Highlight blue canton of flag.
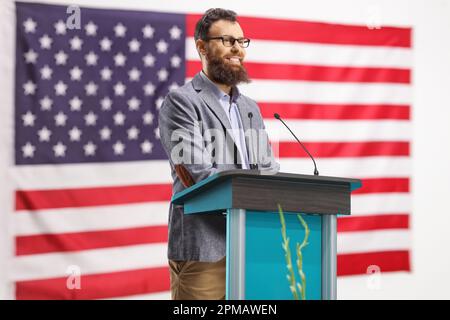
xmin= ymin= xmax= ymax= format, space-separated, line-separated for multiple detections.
xmin=15 ymin=2 xmax=185 ymax=165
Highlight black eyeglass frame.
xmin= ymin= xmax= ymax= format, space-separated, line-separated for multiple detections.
xmin=204 ymin=36 xmax=251 ymax=48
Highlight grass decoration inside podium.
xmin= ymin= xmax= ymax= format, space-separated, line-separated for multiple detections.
xmin=278 ymin=204 xmax=310 ymax=300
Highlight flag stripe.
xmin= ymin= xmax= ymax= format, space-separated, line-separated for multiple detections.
xmin=338 ymin=214 xmax=409 ymax=232
xmin=16 ymin=225 xmax=168 ymax=256
xmin=352 ymin=193 xmax=411 ymax=216
xmin=185 ymin=38 xmax=412 ymax=68
xmin=337 ymin=250 xmax=411 ymax=276
xmin=15 ymin=266 xmax=170 ymax=300
xmin=355 ymin=178 xmax=409 ymax=194
xmin=186 ymin=15 xmax=412 ymax=47
xmin=259 ymin=103 xmax=410 ymax=120
xmin=337 ymin=230 xmax=410 ymax=254
xmin=278 ymin=141 xmax=409 ymax=157
xmin=15 ymin=183 xmax=172 ymax=211
xmin=187 ymin=60 xmax=410 ymax=83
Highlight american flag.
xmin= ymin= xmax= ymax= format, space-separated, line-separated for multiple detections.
xmin=6 ymin=2 xmax=411 ymax=299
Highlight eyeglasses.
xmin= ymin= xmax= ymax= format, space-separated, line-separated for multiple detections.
xmin=204 ymin=35 xmax=251 ymax=48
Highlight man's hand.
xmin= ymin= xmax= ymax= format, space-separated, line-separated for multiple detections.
xmin=175 ymin=164 xmax=195 ymax=188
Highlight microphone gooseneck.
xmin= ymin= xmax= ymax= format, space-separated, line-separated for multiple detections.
xmin=274 ymin=113 xmax=319 ymax=176
xmin=247 ymin=112 xmax=258 ymax=170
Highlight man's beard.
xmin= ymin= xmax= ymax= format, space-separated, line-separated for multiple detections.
xmin=206 ymin=49 xmax=250 ymax=87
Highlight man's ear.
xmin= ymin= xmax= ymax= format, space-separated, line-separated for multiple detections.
xmin=196 ymin=39 xmax=207 ymax=58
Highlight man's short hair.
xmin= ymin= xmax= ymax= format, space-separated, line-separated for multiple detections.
xmin=194 ymin=8 xmax=237 ymax=41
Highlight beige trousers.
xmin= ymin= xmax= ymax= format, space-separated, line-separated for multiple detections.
xmin=168 ymin=257 xmax=226 ymax=300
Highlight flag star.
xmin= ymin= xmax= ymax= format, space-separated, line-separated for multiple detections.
xmin=85 ymin=51 xmax=98 ymax=66
xmin=113 ymin=112 xmax=126 ymax=126
xmin=128 ymin=38 xmax=141 ymax=52
xmin=99 ymin=126 xmax=112 ymax=140
xmin=84 ymin=81 xmax=98 ymax=96
xmin=53 ymin=142 xmax=67 ymax=157
xmin=113 ymin=141 xmax=125 ymax=155
xmin=38 ymin=126 xmax=52 ymax=142
xmin=143 ymin=111 xmax=154 ymax=125
xmin=171 ymin=55 xmax=182 ymax=68
xmin=156 ymin=39 xmax=169 ymax=53
xmin=99 ymin=37 xmax=112 ymax=51
xmin=40 ymin=96 xmax=53 ymax=111
xmin=142 ymin=53 xmax=155 ymax=67
xmin=84 ymin=111 xmax=98 ymax=126
xmin=157 ymin=68 xmax=169 ymax=81
xmin=54 ymin=50 xmax=68 ymax=65
xmin=24 ymin=49 xmax=38 ymax=64
xmin=54 ymin=20 xmax=66 ymax=35
xmin=68 ymin=126 xmax=82 ymax=141
xmin=114 ymin=23 xmax=127 ymax=37
xmin=113 ymin=82 xmax=126 ymax=96
xmin=113 ymin=52 xmax=127 ymax=67
xmin=127 ymin=126 xmax=139 ymax=140
xmin=70 ymin=36 xmax=83 ymax=51
xmin=128 ymin=67 xmax=141 ymax=81
xmin=154 ymin=127 xmax=160 ymax=139
xmin=39 ymin=34 xmax=53 ymax=49
xmin=54 ymin=112 xmax=68 ymax=126
xmin=22 ymin=142 xmax=36 ymax=158
xmin=84 ymin=21 xmax=98 ymax=36
xmin=40 ymin=65 xmax=53 ymax=80
xmin=23 ymin=80 xmax=36 ymax=95
xmin=140 ymin=140 xmax=153 ymax=154
xmin=143 ymin=82 xmax=155 ymax=96
xmin=54 ymin=81 xmax=68 ymax=96
xmin=22 ymin=111 xmax=36 ymax=126
xmin=100 ymin=67 xmax=113 ymax=81
xmin=156 ymin=96 xmax=165 ymax=110
xmin=69 ymin=96 xmax=83 ymax=111
xmin=127 ymin=97 xmax=141 ymax=111
xmin=142 ymin=24 xmax=155 ymax=39
xmin=100 ymin=97 xmax=112 ymax=110
xmin=168 ymin=82 xmax=179 ymax=91
xmin=23 ymin=18 xmax=37 ymax=33
xmin=70 ymin=66 xmax=83 ymax=81
xmin=83 ymin=141 xmax=97 ymax=156
xmin=169 ymin=25 xmax=182 ymax=40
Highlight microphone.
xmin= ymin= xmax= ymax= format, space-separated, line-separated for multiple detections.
xmin=247 ymin=112 xmax=258 ymax=170
xmin=274 ymin=113 xmax=319 ymax=176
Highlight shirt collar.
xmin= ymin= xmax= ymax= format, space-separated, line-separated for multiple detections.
xmin=200 ymin=71 xmax=240 ymax=103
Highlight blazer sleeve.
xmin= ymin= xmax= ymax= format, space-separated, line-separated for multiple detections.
xmin=158 ymin=90 xmax=219 ymax=184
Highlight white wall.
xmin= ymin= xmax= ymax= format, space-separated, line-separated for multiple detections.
xmin=2 ymin=0 xmax=450 ymax=299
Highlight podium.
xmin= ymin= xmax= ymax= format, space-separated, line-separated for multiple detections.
xmin=172 ymin=170 xmax=361 ymax=300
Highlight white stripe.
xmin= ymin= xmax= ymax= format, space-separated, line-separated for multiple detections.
xmin=338 ymin=229 xmax=410 ymax=254
xmin=11 ymin=243 xmax=167 ymax=282
xmin=14 ymin=202 xmax=169 ymax=236
xmin=265 ymin=120 xmax=411 ymax=142
xmin=105 ymin=291 xmax=171 ymax=300
xmin=10 ymin=160 xmax=172 ymax=189
xmin=186 ymin=38 xmax=412 ymax=68
xmin=278 ymin=157 xmax=411 ymax=178
xmin=239 ymin=80 xmax=411 ymax=104
xmin=351 ymin=193 xmax=411 ymax=215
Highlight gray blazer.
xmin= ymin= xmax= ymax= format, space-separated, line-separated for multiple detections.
xmin=158 ymin=72 xmax=280 ymax=262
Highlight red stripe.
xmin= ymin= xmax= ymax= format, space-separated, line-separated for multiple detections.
xmin=15 ymin=266 xmax=170 ymax=300
xmin=355 ymin=178 xmax=409 ymax=194
xmin=259 ymin=103 xmax=410 ymax=120
xmin=338 ymin=250 xmax=411 ymax=276
xmin=187 ymin=14 xmax=411 ymax=47
xmin=16 ymin=225 xmax=168 ymax=256
xmin=15 ymin=183 xmax=172 ymax=211
xmin=187 ymin=60 xmax=410 ymax=83
xmin=338 ymin=214 xmax=410 ymax=232
xmin=278 ymin=141 xmax=409 ymax=158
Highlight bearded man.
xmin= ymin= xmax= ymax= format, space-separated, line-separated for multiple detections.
xmin=158 ymin=8 xmax=279 ymax=300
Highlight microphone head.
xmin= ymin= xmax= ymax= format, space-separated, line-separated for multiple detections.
xmin=274 ymin=113 xmax=280 ymax=119
xmin=248 ymin=112 xmax=253 ymax=118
